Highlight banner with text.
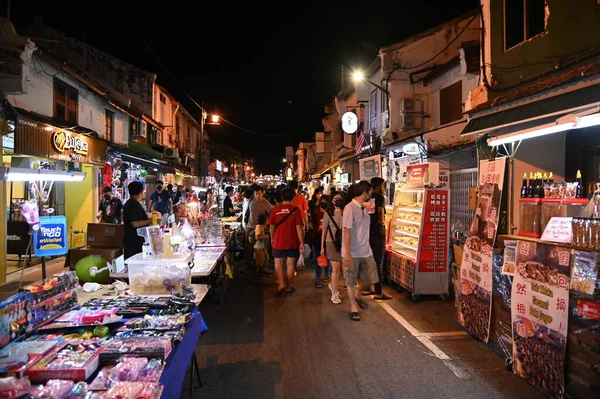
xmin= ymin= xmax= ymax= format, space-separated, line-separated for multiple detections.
xmin=458 ymin=157 xmax=506 ymax=342
xmin=512 ymin=241 xmax=569 ymax=399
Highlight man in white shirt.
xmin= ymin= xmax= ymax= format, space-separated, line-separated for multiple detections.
xmin=342 ymin=181 xmax=379 ymax=322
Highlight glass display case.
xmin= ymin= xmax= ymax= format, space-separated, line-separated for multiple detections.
xmin=387 ymin=186 xmax=450 ymax=300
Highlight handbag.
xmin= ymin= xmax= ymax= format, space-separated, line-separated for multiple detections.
xmin=327 ymin=211 xmax=343 ymax=252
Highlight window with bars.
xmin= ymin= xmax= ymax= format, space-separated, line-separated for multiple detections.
xmin=53 ymin=78 xmax=78 ymax=125
xmin=104 ymin=109 xmax=114 ymax=142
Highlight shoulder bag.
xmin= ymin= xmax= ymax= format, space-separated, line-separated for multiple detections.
xmin=327 ymin=211 xmax=343 ymax=252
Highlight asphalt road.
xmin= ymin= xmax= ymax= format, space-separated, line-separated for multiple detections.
xmin=195 ymin=261 xmax=546 ymax=399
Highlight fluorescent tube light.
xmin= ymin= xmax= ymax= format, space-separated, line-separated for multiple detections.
xmin=0 ymin=167 xmax=86 ymax=182
xmin=487 ymin=111 xmax=600 ymax=147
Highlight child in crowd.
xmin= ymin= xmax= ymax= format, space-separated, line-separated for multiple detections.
xmin=254 ymin=213 xmax=270 ymax=276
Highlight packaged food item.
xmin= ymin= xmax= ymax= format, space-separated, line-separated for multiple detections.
xmin=570 ymin=250 xmax=598 ymax=295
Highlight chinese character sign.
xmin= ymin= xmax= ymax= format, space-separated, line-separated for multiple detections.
xmin=458 ymin=158 xmax=506 ymax=343
xmin=418 ymin=189 xmax=449 ymax=273
xmin=33 ymin=216 xmax=68 ymax=257
xmin=511 ymin=241 xmax=569 ymax=399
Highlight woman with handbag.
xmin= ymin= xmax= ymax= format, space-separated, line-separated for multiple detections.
xmin=321 ymin=191 xmax=344 ymax=304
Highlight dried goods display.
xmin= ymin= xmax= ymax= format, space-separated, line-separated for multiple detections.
xmin=512 ymin=241 xmax=570 ymax=399
xmin=387 ymin=181 xmax=449 ymax=298
xmin=459 ymin=158 xmax=506 ymax=342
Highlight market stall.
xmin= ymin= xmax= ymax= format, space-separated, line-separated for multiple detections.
xmin=0 ymin=270 xmax=208 ymax=399
xmin=386 ymin=162 xmax=450 ymax=300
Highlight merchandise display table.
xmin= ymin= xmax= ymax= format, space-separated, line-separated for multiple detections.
xmin=191 ymin=246 xmax=226 ymax=277
xmin=0 ymin=270 xmax=209 ymax=399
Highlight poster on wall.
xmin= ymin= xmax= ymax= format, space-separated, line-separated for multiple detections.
xmin=359 ymin=155 xmax=381 ymax=181
xmin=458 ymin=157 xmax=506 ymax=342
xmin=33 ymin=216 xmax=68 ymax=257
xmin=511 ymin=241 xmax=570 ymax=399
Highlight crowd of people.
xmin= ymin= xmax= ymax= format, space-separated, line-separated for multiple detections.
xmin=230 ymin=178 xmax=393 ymax=322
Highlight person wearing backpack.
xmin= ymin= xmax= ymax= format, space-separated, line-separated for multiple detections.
xmin=321 ymin=191 xmax=344 ymax=304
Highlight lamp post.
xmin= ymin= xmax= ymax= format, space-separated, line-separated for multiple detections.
xmin=198 ymin=103 xmax=220 ymax=183
xmin=352 ymin=71 xmax=389 ymax=95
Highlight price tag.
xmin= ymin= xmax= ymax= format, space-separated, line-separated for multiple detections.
xmin=541 ymin=217 xmax=573 ymax=243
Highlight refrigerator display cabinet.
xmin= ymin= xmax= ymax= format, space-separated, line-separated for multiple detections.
xmin=386 ymin=186 xmax=450 ymax=301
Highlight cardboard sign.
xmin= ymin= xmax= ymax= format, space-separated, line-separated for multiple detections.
xmin=541 ymin=217 xmax=573 ymax=244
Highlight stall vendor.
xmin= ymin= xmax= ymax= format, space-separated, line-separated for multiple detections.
xmin=124 ymin=181 xmax=152 ymax=259
xmin=148 ymin=180 xmax=173 ymax=227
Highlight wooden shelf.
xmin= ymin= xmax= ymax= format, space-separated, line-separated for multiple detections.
xmin=497 ymin=234 xmax=600 ymax=254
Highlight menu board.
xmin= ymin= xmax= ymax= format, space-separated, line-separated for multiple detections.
xmin=418 ymin=189 xmax=448 ymax=273
xmin=512 ymin=241 xmax=570 ymax=399
xmin=458 ymin=157 xmax=506 ymax=342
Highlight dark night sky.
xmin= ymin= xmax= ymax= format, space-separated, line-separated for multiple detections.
xmin=3 ymin=0 xmax=477 ymax=174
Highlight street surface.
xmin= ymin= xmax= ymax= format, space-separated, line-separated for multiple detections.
xmin=195 ymin=262 xmax=545 ymax=399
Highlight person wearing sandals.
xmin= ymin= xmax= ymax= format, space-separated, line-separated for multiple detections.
xmin=342 ymin=181 xmax=379 ymax=321
xmin=361 ymin=177 xmax=394 ymax=300
xmin=321 ymin=191 xmax=344 ymax=304
xmin=269 ymin=188 xmax=306 ymax=296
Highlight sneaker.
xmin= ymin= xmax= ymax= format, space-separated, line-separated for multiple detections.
xmin=331 ymin=293 xmax=342 ymax=304
xmin=315 ymin=281 xmax=322 ymax=289
xmin=328 ymin=283 xmax=335 ymax=295
xmin=323 ymin=276 xmax=330 ymax=283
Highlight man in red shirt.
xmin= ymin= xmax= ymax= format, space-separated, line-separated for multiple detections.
xmin=288 ymin=180 xmax=309 ymax=229
xmin=269 ymin=188 xmax=305 ymax=296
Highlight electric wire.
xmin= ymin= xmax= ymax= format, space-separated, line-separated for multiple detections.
xmin=218 ymin=116 xmax=287 ymax=137
xmin=121 ymin=12 xmax=279 ymax=138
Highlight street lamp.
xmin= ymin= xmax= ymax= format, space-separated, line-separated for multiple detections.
xmin=199 ymin=103 xmax=220 ymax=151
xmin=282 ymin=158 xmax=287 ymax=163
xmin=352 ymin=70 xmax=389 ymax=94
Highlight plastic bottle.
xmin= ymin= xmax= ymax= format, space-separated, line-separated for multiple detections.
xmin=163 ymin=232 xmax=172 ymax=257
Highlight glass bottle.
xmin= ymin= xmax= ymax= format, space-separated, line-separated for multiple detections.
xmin=527 ymin=172 xmax=535 ymax=198
xmin=521 ymin=173 xmax=528 ymax=198
xmin=576 ymin=170 xmax=583 ymax=198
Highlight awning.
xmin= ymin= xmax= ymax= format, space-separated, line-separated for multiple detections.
xmin=462 ymin=84 xmax=600 ymax=137
xmin=310 ymin=160 xmax=339 ymax=179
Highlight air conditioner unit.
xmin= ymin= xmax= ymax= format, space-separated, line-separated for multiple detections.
xmin=400 ymin=114 xmax=423 ymax=131
xmin=164 ymin=147 xmax=179 ymax=158
xmin=399 ymin=98 xmax=423 ymax=114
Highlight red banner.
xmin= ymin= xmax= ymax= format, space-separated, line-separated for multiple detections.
xmin=418 ymin=190 xmax=448 ymax=273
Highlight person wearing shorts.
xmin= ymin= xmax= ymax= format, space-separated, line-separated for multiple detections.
xmin=342 ymin=181 xmax=379 ymax=321
xmin=269 ymin=188 xmax=305 ymax=297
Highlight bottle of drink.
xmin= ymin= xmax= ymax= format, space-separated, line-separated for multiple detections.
xmin=527 ymin=172 xmax=535 ymax=198
xmin=538 ymin=172 xmax=545 ymax=198
xmin=534 ymin=172 xmax=542 ymax=198
xmin=521 ymin=173 xmax=528 ymax=198
xmin=543 ymin=172 xmax=548 ymax=186
xmin=549 ymin=172 xmax=554 ymax=185
xmin=576 ymin=170 xmax=583 ymax=198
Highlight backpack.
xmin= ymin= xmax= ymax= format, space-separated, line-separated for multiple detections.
xmin=327 ymin=211 xmax=343 ymax=252
xmin=244 ymin=199 xmax=253 ymax=225
xmin=248 ymin=229 xmax=256 ymax=246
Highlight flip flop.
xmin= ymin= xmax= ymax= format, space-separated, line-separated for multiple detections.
xmin=350 ymin=312 xmax=360 ymax=321
xmin=361 ymin=290 xmax=375 ymax=296
xmin=276 ymin=289 xmax=285 ymax=297
xmin=356 ymin=298 xmax=368 ymax=310
xmin=285 ymin=287 xmax=296 ymax=294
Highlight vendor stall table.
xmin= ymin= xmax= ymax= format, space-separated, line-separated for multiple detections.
xmin=191 ymin=246 xmax=226 ymax=277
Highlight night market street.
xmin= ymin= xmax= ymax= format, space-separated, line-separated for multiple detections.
xmin=196 ymin=262 xmax=543 ymax=399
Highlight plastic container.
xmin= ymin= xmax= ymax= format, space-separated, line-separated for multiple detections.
xmin=541 ymin=198 xmax=589 ymax=230
xmin=518 ymin=199 xmax=542 ymax=237
xmin=125 ymin=252 xmax=194 ymax=294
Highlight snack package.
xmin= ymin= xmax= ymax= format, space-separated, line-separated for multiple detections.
xmin=570 ymin=251 xmax=598 ymax=295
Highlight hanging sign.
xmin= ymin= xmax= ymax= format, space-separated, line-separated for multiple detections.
xmin=512 ymin=241 xmax=570 ymax=399
xmin=359 ymin=155 xmax=381 ymax=181
xmin=458 ymin=157 xmax=506 ymax=343
xmin=341 ymin=112 xmax=358 ymax=134
xmin=33 ymin=216 xmax=68 ymax=257
xmin=406 ymin=162 xmax=439 ymax=187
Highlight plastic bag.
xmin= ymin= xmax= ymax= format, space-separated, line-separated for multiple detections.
xmin=296 ymin=255 xmax=305 ymax=271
